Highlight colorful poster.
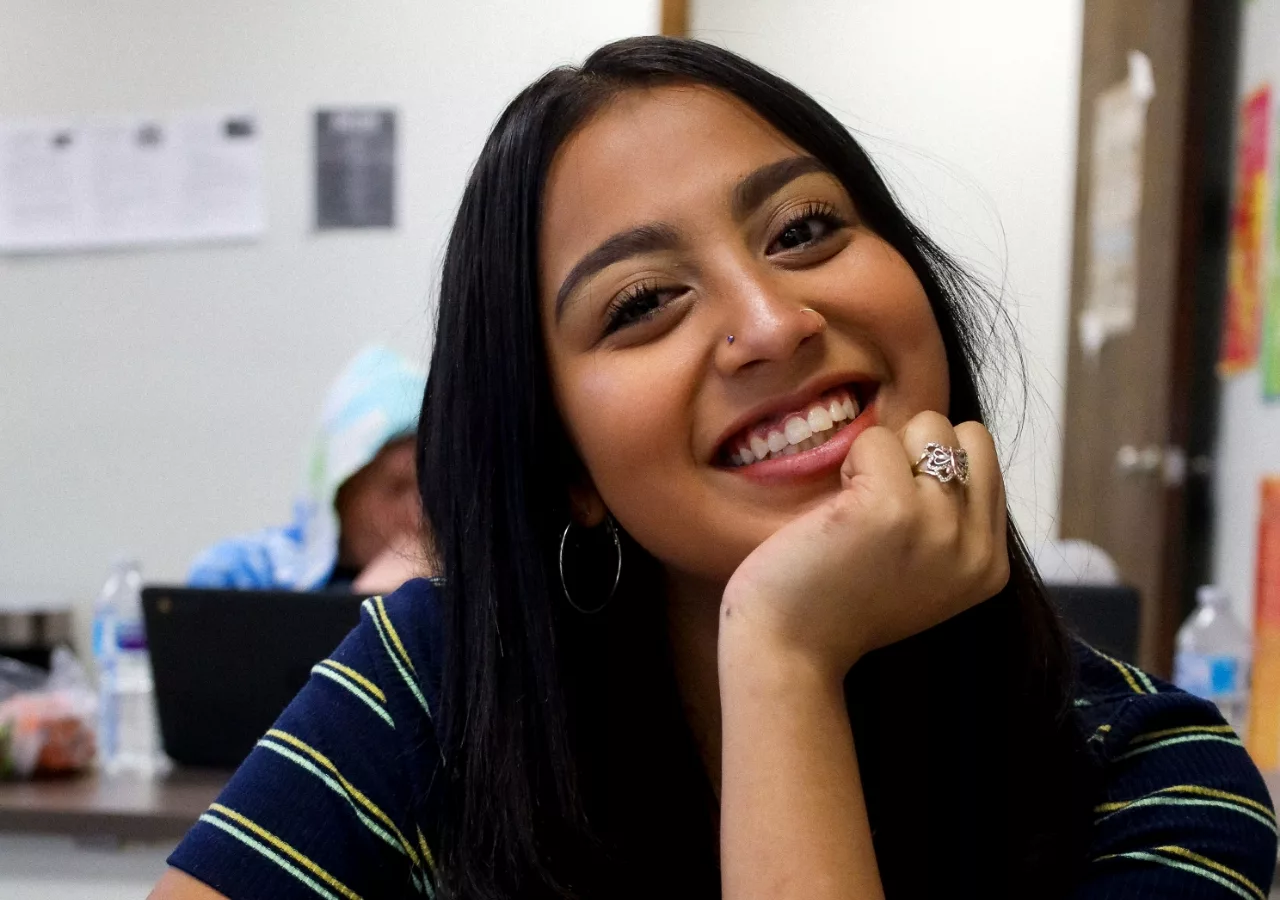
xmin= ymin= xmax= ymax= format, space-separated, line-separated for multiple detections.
xmin=1266 ymin=155 xmax=1280 ymax=396
xmin=1247 ymin=477 xmax=1280 ymax=766
xmin=1221 ymin=86 xmax=1271 ymax=375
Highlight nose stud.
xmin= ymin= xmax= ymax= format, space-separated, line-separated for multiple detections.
xmin=726 ymin=335 xmax=735 ymax=345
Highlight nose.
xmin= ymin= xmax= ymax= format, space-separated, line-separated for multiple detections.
xmin=714 ymin=266 xmax=827 ymax=375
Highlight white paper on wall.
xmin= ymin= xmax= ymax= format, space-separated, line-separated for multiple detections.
xmin=0 ymin=111 xmax=265 ymax=253
xmin=1079 ymin=51 xmax=1155 ymax=360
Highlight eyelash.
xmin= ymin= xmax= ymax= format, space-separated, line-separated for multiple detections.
xmin=602 ymin=202 xmax=849 ymax=335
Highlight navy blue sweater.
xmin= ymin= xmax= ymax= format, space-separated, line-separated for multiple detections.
xmin=170 ymin=579 xmax=1277 ymax=898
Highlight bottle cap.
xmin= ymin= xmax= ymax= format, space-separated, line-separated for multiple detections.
xmin=1197 ymin=584 xmax=1229 ymax=608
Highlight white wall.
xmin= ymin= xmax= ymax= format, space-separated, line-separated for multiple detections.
xmin=691 ymin=0 xmax=1084 ymax=548
xmin=1213 ymin=0 xmax=1280 ymax=627
xmin=0 ymin=3 xmax=659 ymax=892
xmin=0 ymin=1 xmax=659 ymax=617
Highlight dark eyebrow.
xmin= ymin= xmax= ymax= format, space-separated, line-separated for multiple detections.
xmin=731 ymin=156 xmax=830 ymax=222
xmin=552 ymin=157 xmax=831 ymax=322
xmin=554 ymin=222 xmax=682 ymax=320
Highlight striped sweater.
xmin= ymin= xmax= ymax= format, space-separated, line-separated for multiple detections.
xmin=169 ymin=578 xmax=1278 ymax=898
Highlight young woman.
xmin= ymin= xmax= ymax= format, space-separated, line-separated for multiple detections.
xmin=153 ymin=37 xmax=1275 ymax=900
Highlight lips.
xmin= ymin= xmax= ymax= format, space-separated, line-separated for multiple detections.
xmin=717 ymin=381 xmax=877 ymax=468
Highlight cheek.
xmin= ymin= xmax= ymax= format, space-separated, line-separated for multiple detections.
xmin=565 ymin=356 xmax=689 ymax=481
xmin=848 ymin=250 xmax=951 ymax=415
xmin=558 ymin=352 xmax=701 ymax=527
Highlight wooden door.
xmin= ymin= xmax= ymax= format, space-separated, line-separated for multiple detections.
xmin=1060 ymin=0 xmax=1239 ymax=674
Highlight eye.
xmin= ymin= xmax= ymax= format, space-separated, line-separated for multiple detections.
xmin=767 ymin=202 xmax=848 ymax=255
xmin=603 ymin=280 xmax=684 ymax=334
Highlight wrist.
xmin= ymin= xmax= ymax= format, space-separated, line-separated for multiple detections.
xmin=717 ymin=598 xmax=850 ymax=698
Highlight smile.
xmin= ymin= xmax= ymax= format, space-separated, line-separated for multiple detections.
xmin=720 ymin=384 xmax=874 ymax=467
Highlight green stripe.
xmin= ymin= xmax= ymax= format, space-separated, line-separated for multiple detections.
xmin=257 ymin=739 xmax=407 ymax=858
xmin=199 ymin=813 xmax=343 ymax=900
xmin=1073 ymin=698 xmax=1093 ymax=707
xmin=363 ymin=599 xmax=432 ymax=718
xmin=1115 ymin=733 xmax=1243 ymax=762
xmin=1099 ymin=850 xmax=1257 ymax=900
xmin=1096 ymin=796 xmax=1278 ymax=834
xmin=311 ymin=665 xmax=395 ymax=728
xmin=1129 ymin=664 xmax=1158 ymax=694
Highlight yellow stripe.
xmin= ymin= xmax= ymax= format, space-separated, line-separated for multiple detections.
xmin=1130 ymin=724 xmax=1237 ymax=746
xmin=1097 ymin=850 xmax=1256 ymax=899
xmin=1103 ymin=653 xmax=1144 ymax=693
xmin=207 ymin=803 xmax=361 ymax=900
xmin=363 ymin=598 xmax=431 ymax=717
xmin=319 ymin=659 xmax=386 ymax=704
xmin=265 ymin=729 xmax=422 ymax=870
xmin=199 ymin=814 xmax=343 ymax=900
xmin=417 ymin=826 xmax=437 ymax=874
xmin=1155 ymin=846 xmax=1264 ymax=900
xmin=1093 ymin=795 xmax=1277 ymax=833
xmin=1166 ymin=784 xmax=1276 ymax=820
xmin=1115 ymin=733 xmax=1242 ymax=761
xmin=374 ymin=595 xmax=418 ymax=676
xmin=1094 ymin=783 xmax=1274 ymax=819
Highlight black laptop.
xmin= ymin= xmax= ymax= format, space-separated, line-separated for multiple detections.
xmin=141 ymin=586 xmax=365 ymax=769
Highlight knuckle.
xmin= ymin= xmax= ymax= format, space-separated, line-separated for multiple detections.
xmin=953 ymin=420 xmax=993 ymax=447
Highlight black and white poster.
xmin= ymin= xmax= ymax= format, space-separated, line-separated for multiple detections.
xmin=315 ymin=107 xmax=396 ymax=230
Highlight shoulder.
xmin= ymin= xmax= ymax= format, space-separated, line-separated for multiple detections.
xmin=351 ymin=578 xmax=444 ymax=719
xmin=167 ymin=578 xmax=446 ymax=899
xmin=1070 ymin=640 xmax=1277 ymax=898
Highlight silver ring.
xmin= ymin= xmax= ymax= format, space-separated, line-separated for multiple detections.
xmin=912 ymin=442 xmax=970 ymax=485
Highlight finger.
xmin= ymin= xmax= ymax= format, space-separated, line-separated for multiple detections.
xmin=839 ymin=424 xmax=916 ymax=494
xmin=952 ymin=421 xmax=1004 ymax=531
xmin=950 ymin=423 xmax=1009 ymax=596
xmin=899 ymin=411 xmax=965 ymax=498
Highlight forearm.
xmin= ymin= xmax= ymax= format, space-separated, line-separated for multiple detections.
xmin=718 ymin=629 xmax=883 ymax=900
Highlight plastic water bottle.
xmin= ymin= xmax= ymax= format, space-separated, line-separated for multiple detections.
xmin=92 ymin=559 xmax=167 ymax=775
xmin=1174 ymin=585 xmax=1251 ymax=734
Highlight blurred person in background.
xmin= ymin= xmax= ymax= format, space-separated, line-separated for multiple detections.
xmin=187 ymin=346 xmax=430 ymax=594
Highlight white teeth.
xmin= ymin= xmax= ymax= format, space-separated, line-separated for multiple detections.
xmin=784 ymin=416 xmax=811 ymax=445
xmin=767 ymin=430 xmax=787 ymax=454
xmin=829 ymin=398 xmax=847 ymax=422
xmin=750 ymin=434 xmax=770 ymax=460
xmin=730 ymin=451 xmax=743 ymax=466
xmin=808 ymin=405 xmax=833 ymax=433
xmin=842 ymin=397 xmax=857 ymax=419
xmin=739 ymin=445 xmax=755 ymax=464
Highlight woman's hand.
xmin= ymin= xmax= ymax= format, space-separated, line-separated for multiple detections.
xmin=720 ymin=411 xmax=1009 ymax=680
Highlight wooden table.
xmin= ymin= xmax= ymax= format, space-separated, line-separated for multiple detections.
xmin=0 ymin=768 xmax=226 ymax=844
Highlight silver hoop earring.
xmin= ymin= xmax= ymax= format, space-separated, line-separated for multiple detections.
xmin=559 ymin=516 xmax=622 ymax=614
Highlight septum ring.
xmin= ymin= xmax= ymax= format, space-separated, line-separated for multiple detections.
xmin=913 ymin=442 xmax=970 ymax=485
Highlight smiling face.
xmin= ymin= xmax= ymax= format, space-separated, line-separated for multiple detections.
xmin=540 ymin=85 xmax=950 ymax=588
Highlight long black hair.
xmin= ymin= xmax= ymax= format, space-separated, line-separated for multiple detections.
xmin=418 ymin=35 xmax=1094 ymax=900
